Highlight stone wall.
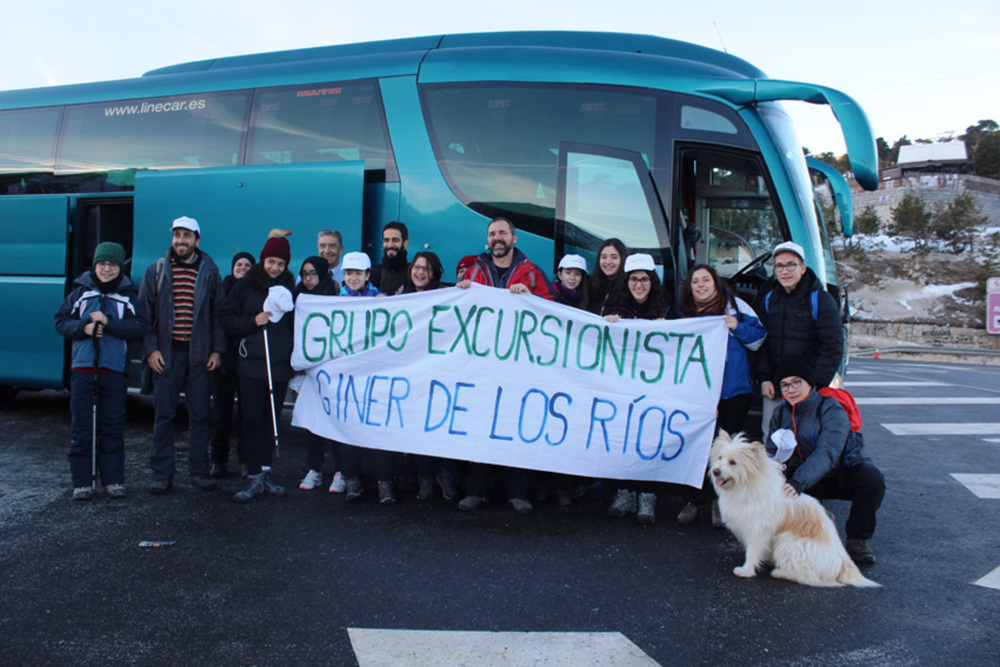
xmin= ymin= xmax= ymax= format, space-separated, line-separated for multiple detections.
xmin=851 ymin=320 xmax=1000 ymax=350
xmin=851 ymin=174 xmax=1000 ymax=230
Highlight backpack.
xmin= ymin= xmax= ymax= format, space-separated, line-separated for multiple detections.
xmin=818 ymin=386 xmax=863 ymax=432
xmin=764 ymin=288 xmax=820 ymax=322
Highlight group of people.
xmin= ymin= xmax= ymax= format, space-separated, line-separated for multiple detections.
xmin=54 ymin=214 xmax=885 ymax=564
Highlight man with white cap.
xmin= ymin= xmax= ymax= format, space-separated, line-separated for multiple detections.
xmin=753 ymin=240 xmax=843 ymax=433
xmin=139 ymin=216 xmax=226 ymax=494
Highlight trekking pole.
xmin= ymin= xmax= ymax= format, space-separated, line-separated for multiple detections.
xmin=91 ymin=320 xmax=102 ymax=493
xmin=262 ymin=326 xmax=280 ymax=459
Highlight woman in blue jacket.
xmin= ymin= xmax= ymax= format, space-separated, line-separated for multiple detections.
xmin=675 ymin=264 xmax=767 ymax=526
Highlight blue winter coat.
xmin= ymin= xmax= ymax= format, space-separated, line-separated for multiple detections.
xmin=718 ymin=296 xmax=767 ymax=399
xmin=54 ymin=272 xmax=146 ymax=372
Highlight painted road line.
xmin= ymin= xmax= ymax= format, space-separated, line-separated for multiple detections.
xmin=855 ymin=397 xmax=1000 ymax=405
xmin=985 ymin=439 xmax=1000 ymax=444
xmin=882 ymin=423 xmax=1000 ymax=436
xmin=973 ymin=565 xmax=1000 ymax=591
xmin=844 ymin=369 xmax=875 ymax=374
xmin=347 ymin=629 xmax=659 ymax=666
xmin=950 ymin=474 xmax=1000 ymax=499
xmin=847 ymin=381 xmax=950 ymax=387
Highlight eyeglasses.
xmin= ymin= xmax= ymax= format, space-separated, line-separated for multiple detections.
xmin=411 ymin=265 xmax=430 ymax=274
xmin=779 ymin=378 xmax=805 ymax=391
xmin=774 ymin=262 xmax=802 ymax=272
xmin=300 ymin=270 xmax=318 ymax=278
xmin=628 ymin=276 xmax=651 ymax=285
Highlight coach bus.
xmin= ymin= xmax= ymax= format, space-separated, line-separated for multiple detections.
xmin=0 ymin=31 xmax=875 ymax=400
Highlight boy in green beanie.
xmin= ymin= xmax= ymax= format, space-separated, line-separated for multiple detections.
xmin=54 ymin=242 xmax=146 ymax=500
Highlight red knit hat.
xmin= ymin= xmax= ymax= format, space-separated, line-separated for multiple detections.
xmin=259 ymin=229 xmax=291 ymax=263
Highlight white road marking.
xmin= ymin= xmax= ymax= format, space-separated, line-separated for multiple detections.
xmin=985 ymin=439 xmax=1000 ymax=444
xmin=845 ymin=369 xmax=875 ymax=375
xmin=855 ymin=397 xmax=1000 ymax=405
xmin=950 ymin=474 xmax=1000 ymax=499
xmin=882 ymin=423 xmax=1000 ymax=436
xmin=347 ymin=629 xmax=660 ymax=666
xmin=973 ymin=565 xmax=1000 ymax=591
xmin=847 ymin=381 xmax=950 ymax=387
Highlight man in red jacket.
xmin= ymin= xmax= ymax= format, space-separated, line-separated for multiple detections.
xmin=457 ymin=217 xmax=554 ymax=300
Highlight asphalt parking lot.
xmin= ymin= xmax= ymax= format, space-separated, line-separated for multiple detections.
xmin=1 ymin=357 xmax=999 ymax=666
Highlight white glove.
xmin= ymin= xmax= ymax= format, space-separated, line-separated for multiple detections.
xmin=263 ymin=286 xmax=294 ymax=323
xmin=770 ymin=428 xmax=797 ymax=463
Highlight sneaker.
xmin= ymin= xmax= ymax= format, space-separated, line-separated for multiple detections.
xmin=436 ymin=469 xmax=459 ymax=501
xmin=607 ymin=489 xmax=636 ymax=517
xmin=263 ymin=471 xmax=286 ymax=497
xmin=510 ymin=498 xmax=533 ymax=514
xmin=149 ymin=479 xmax=173 ymax=495
xmin=846 ymin=538 xmax=876 ymax=564
xmin=344 ymin=476 xmax=363 ymax=502
xmin=191 ymin=474 xmax=218 ymax=491
xmin=105 ymin=484 xmax=127 ymax=499
xmin=637 ymin=493 xmax=656 ymax=525
xmin=377 ymin=480 xmax=396 ymax=505
xmin=458 ymin=495 xmax=484 ymax=511
xmin=416 ymin=476 xmax=434 ymax=501
xmin=209 ymin=463 xmax=229 ymax=479
xmin=233 ymin=474 xmax=264 ymax=503
xmin=329 ymin=471 xmax=346 ymax=494
xmin=676 ymin=502 xmax=700 ymax=525
xmin=72 ymin=487 xmax=94 ymax=501
xmin=299 ymin=469 xmax=323 ymax=491
xmin=711 ymin=500 xmax=725 ymax=528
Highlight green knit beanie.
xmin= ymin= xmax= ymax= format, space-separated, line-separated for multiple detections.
xmin=93 ymin=242 xmax=125 ymax=268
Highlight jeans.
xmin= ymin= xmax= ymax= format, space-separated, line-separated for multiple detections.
xmin=69 ymin=371 xmax=127 ymax=488
xmin=149 ymin=345 xmax=213 ymax=480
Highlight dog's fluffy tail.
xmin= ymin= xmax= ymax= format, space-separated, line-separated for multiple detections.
xmin=837 ymin=559 xmax=880 ymax=588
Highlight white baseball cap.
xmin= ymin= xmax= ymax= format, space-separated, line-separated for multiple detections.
xmin=171 ymin=216 xmax=200 ymax=235
xmin=557 ymin=254 xmax=587 ymax=272
xmin=623 ymin=253 xmax=655 ymax=273
xmin=341 ymin=251 xmax=371 ymax=271
xmin=772 ymin=241 xmax=805 ymax=263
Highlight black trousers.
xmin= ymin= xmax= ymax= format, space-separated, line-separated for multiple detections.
xmin=806 ymin=462 xmax=886 ymax=540
xmin=239 ymin=375 xmax=288 ymax=476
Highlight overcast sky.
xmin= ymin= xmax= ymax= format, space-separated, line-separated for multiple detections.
xmin=2 ymin=0 xmax=997 ymax=154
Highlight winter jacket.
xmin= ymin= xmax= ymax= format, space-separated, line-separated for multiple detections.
xmin=342 ymin=282 xmax=383 ymax=297
xmin=138 ymin=249 xmax=226 ymax=367
xmin=371 ymin=250 xmax=409 ymax=296
xmin=753 ymin=268 xmax=843 ymax=387
xmin=218 ymin=270 xmax=296 ymax=383
xmin=606 ymin=295 xmax=668 ymax=321
xmin=684 ymin=294 xmax=767 ymax=400
xmin=765 ymin=390 xmax=870 ymax=493
xmin=462 ymin=249 xmax=555 ymax=300
xmin=54 ymin=272 xmax=146 ymax=372
xmin=553 ymin=281 xmax=586 ymax=310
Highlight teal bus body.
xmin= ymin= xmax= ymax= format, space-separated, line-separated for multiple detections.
xmin=0 ymin=31 xmax=876 ymax=393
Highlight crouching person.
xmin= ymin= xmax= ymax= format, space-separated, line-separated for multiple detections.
xmin=766 ymin=357 xmax=886 ymax=564
xmin=54 ymin=242 xmax=146 ymax=500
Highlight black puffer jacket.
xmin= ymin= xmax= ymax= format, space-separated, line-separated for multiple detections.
xmin=219 ymin=266 xmax=296 ymax=383
xmin=753 ymin=268 xmax=843 ymax=387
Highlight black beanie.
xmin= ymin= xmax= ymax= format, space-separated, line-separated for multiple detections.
xmin=774 ymin=356 xmax=815 ymax=387
xmin=231 ymin=252 xmax=255 ymax=275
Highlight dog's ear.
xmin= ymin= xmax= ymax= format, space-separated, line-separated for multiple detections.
xmin=717 ymin=429 xmax=731 ymax=443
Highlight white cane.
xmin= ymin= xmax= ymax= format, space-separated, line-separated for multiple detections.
xmin=262 ymin=326 xmax=280 ymax=459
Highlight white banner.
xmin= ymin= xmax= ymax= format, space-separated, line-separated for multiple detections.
xmin=291 ymin=284 xmax=727 ymax=486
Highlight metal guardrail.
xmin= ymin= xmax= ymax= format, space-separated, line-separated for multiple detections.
xmin=852 ymin=345 xmax=1000 ymax=358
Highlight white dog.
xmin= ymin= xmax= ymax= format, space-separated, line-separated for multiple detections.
xmin=709 ymin=431 xmax=879 ymax=588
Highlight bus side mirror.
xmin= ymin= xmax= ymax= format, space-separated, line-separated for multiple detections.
xmin=806 ymin=157 xmax=854 ymax=238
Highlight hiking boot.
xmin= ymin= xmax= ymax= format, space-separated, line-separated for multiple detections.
xmin=72 ymin=487 xmax=94 ymax=501
xmin=637 ymin=493 xmax=656 ymax=525
xmin=263 ymin=471 xmax=286 ymax=497
xmin=607 ymin=489 xmax=636 ymax=517
xmin=458 ymin=495 xmax=484 ymax=511
xmin=344 ymin=476 xmax=363 ymax=502
xmin=676 ymin=502 xmax=699 ymax=525
xmin=233 ymin=474 xmax=264 ymax=503
xmin=416 ymin=476 xmax=434 ymax=501
xmin=299 ymin=469 xmax=323 ymax=490
xmin=149 ymin=479 xmax=173 ymax=495
xmin=436 ymin=469 xmax=459 ymax=500
xmin=105 ymin=484 xmax=127 ymax=499
xmin=711 ymin=500 xmax=725 ymax=528
xmin=510 ymin=498 xmax=533 ymax=514
xmin=329 ymin=471 xmax=346 ymax=494
xmin=378 ymin=480 xmax=396 ymax=505
xmin=191 ymin=474 xmax=218 ymax=491
xmin=846 ymin=538 xmax=876 ymax=564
